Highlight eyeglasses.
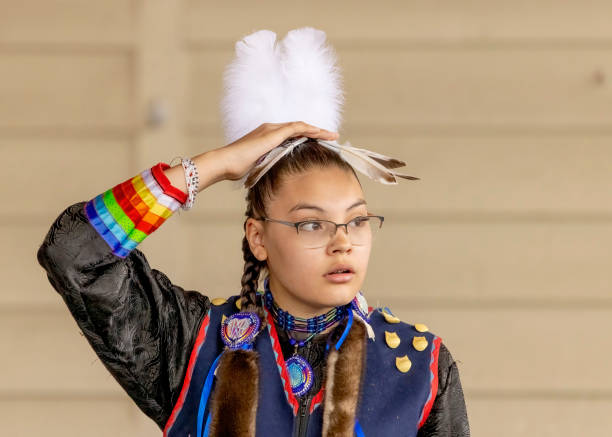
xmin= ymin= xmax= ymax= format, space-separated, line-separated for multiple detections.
xmin=253 ymin=214 xmax=384 ymax=249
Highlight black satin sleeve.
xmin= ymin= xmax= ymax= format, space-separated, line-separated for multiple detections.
xmin=36 ymin=201 xmax=211 ymax=429
xmin=417 ymin=342 xmax=471 ymax=437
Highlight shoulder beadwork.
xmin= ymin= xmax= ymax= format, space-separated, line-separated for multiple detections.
xmin=368 ymin=306 xmax=441 ymax=374
xmin=211 ymin=297 xmax=228 ymax=306
xmin=208 ymin=295 xmax=241 ymax=317
xmin=370 ymin=307 xmax=433 ymax=334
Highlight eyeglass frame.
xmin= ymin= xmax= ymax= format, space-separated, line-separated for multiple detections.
xmin=252 ymin=214 xmax=385 ymax=245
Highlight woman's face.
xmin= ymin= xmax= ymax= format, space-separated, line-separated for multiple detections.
xmin=246 ymin=165 xmax=372 ymax=318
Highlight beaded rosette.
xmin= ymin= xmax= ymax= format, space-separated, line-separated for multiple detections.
xmin=286 ymin=355 xmax=314 ymax=397
xmin=221 ymin=312 xmax=261 ymax=349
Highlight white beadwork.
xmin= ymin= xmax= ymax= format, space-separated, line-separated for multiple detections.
xmin=179 ymin=157 xmax=199 ymax=210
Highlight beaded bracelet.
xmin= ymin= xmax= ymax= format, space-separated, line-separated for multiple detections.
xmin=170 ymin=156 xmax=200 ymax=210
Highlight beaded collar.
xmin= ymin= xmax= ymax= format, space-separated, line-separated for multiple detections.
xmin=262 ymin=276 xmax=349 ymax=346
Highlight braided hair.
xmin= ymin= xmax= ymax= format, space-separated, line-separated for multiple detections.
xmin=238 ymin=138 xmax=361 ymax=330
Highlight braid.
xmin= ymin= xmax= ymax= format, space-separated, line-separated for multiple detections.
xmin=239 ymin=226 xmax=267 ymax=328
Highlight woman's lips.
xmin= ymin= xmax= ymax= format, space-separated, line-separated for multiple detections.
xmin=324 ymin=272 xmax=354 ymax=283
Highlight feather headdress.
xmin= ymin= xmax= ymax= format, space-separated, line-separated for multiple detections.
xmin=220 ymin=27 xmax=419 ymax=190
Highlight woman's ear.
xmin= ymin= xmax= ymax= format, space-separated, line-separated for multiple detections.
xmin=245 ymin=218 xmax=268 ymax=261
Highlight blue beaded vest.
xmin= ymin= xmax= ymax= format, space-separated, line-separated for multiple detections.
xmin=163 ymin=295 xmax=441 ymax=437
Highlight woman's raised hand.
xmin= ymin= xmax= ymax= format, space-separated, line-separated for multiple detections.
xmin=216 ymin=121 xmax=339 ymax=181
xmin=163 ymin=122 xmax=338 ymax=194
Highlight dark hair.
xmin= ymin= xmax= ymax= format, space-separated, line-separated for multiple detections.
xmin=239 ymin=138 xmax=361 ymax=327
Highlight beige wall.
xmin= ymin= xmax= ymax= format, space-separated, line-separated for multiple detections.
xmin=2 ymin=1 xmax=611 ymax=435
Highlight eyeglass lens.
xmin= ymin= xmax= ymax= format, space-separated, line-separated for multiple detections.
xmin=296 ymin=217 xmax=382 ymax=248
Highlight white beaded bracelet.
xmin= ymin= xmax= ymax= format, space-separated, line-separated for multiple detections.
xmin=170 ymin=156 xmax=199 ymax=211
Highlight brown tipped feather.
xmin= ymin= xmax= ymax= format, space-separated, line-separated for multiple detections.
xmin=244 ymin=136 xmax=310 ymax=189
xmin=241 ymin=136 xmax=419 ymax=189
xmin=318 ymin=140 xmax=420 ymax=184
xmin=350 ymin=146 xmax=407 ymax=169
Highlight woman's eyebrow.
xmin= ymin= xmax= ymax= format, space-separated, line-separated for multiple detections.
xmin=288 ymin=199 xmax=367 ymax=213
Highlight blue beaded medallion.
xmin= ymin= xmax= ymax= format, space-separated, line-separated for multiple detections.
xmin=221 ymin=311 xmax=260 ymax=349
xmin=286 ymin=355 xmax=314 ymax=397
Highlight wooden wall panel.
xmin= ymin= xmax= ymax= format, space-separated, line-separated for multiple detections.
xmin=1 ymin=311 xmax=125 ymax=394
xmin=467 ymin=398 xmax=612 ymax=436
xmin=183 ymin=0 xmax=612 ymax=42
xmin=0 ymin=139 xmax=132 ymax=217
xmin=3 ymin=224 xmax=70 ymax=307
xmin=0 ymin=53 xmax=134 ymax=130
xmin=2 ymin=398 xmax=159 ymax=436
xmin=366 ymin=221 xmax=612 ymax=302
xmin=0 ymin=0 xmax=136 ymax=45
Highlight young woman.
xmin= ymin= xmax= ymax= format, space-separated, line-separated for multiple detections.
xmin=37 ymin=121 xmax=470 ymax=437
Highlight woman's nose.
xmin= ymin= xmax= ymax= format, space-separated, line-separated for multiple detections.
xmin=328 ymin=225 xmax=352 ymax=251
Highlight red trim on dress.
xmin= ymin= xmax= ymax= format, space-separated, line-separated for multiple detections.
xmin=151 ymin=162 xmax=189 ymax=204
xmin=309 ymin=386 xmax=325 ymax=413
xmin=418 ymin=336 xmax=442 ymax=429
xmin=265 ymin=308 xmax=300 ymax=415
xmin=163 ymin=310 xmax=211 ymax=436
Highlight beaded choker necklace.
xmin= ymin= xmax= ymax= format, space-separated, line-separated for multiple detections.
xmin=262 ymin=276 xmax=349 ymax=345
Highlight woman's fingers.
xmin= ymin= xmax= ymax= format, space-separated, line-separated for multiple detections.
xmin=308 ymin=129 xmax=339 ymax=140
xmin=281 ymin=121 xmax=338 ymax=140
xmin=216 ymin=121 xmax=340 ymax=181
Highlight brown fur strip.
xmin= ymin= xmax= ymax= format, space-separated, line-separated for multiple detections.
xmin=322 ymin=317 xmax=367 ymax=437
xmin=208 ymin=349 xmax=259 ymax=437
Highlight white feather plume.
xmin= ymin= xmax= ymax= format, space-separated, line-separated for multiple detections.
xmin=220 ymin=27 xmax=344 ymax=145
xmin=220 ymin=29 xmax=283 ymax=145
xmin=221 ymin=27 xmax=420 ymax=190
xmin=280 ymin=27 xmax=344 ymax=134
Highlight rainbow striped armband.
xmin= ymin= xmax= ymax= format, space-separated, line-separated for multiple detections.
xmin=84 ymin=162 xmax=188 ymax=258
